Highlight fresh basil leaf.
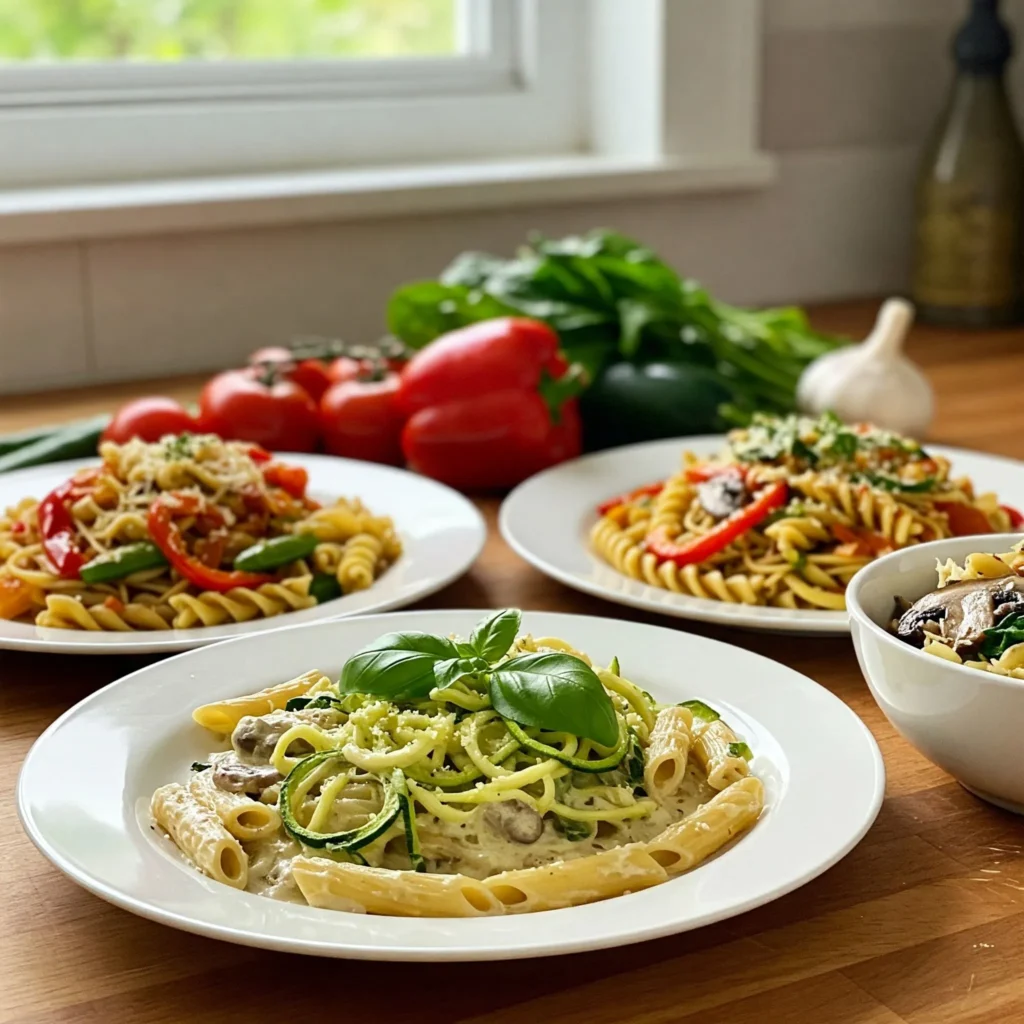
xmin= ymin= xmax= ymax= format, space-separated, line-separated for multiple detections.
xmin=455 ymin=641 xmax=478 ymax=658
xmin=285 ymin=697 xmax=311 ymax=711
xmin=489 ymin=653 xmax=619 ymax=747
xmin=980 ymin=611 xmax=1024 ymax=660
xmin=469 ymin=609 xmax=521 ymax=663
xmin=339 ymin=631 xmax=461 ymax=701
xmin=679 ymin=699 xmax=720 ymax=722
xmin=432 ymin=656 xmax=489 ymax=690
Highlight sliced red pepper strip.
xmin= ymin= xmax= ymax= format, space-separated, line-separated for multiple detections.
xmin=645 ymin=481 xmax=788 ymax=567
xmin=262 ymin=462 xmax=308 ymax=499
xmin=147 ymin=493 xmax=274 ymax=592
xmin=683 ymin=464 xmax=747 ymax=484
xmin=934 ymin=501 xmax=993 ymax=537
xmin=1001 ymin=504 xmax=1024 ymax=529
xmin=38 ymin=469 xmax=101 ymax=579
xmin=597 ymin=482 xmax=665 ymax=517
xmin=247 ymin=445 xmax=273 ymax=464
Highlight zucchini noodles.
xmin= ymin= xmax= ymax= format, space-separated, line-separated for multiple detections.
xmin=151 ymin=624 xmax=764 ymax=916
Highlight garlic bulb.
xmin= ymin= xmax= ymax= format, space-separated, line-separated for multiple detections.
xmin=797 ymin=298 xmax=935 ymax=437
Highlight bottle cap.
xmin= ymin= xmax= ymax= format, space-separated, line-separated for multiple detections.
xmin=955 ymin=0 xmax=1013 ymax=73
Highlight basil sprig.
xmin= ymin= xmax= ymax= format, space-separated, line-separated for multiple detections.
xmin=466 ymin=608 xmax=521 ymax=662
xmin=489 ymin=651 xmax=619 ymax=748
xmin=338 ymin=610 xmax=619 ymax=746
xmin=339 ymin=631 xmax=487 ymax=701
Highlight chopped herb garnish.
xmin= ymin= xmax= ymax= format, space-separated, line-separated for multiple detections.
xmin=163 ymin=432 xmax=196 ymax=460
xmin=190 ymin=761 xmax=211 ymax=772
xmin=859 ymin=472 xmax=937 ymax=494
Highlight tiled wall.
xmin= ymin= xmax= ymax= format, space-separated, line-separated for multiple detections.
xmin=3 ymin=0 xmax=1022 ymax=394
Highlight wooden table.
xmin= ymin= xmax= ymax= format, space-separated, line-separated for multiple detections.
xmin=3 ymin=302 xmax=1024 ymax=1024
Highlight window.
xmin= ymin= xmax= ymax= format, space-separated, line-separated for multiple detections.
xmin=0 ymin=0 xmax=587 ymax=186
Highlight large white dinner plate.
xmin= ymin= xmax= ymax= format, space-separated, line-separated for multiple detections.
xmin=500 ymin=436 xmax=1024 ymax=634
xmin=0 ymin=454 xmax=484 ymax=654
xmin=18 ymin=609 xmax=884 ymax=961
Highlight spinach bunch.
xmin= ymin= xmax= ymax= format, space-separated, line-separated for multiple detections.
xmin=387 ymin=229 xmax=844 ymax=428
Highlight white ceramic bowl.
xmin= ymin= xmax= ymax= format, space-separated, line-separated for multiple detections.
xmin=847 ymin=533 xmax=1024 ymax=813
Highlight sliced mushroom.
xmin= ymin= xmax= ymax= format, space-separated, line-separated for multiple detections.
xmin=213 ymin=761 xmax=283 ymax=795
xmin=896 ymin=576 xmax=1024 ymax=654
xmin=483 ymin=799 xmax=544 ymax=844
xmin=697 ymin=474 xmax=748 ymax=520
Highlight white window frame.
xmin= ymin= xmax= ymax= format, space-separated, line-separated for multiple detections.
xmin=0 ymin=0 xmax=773 ymax=244
xmin=0 ymin=0 xmax=589 ymax=187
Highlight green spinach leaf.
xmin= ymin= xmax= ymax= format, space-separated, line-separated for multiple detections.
xmin=489 ymin=653 xmax=619 ymax=747
xmin=980 ymin=611 xmax=1024 ymax=660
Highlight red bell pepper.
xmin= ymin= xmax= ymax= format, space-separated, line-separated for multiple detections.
xmin=645 ymin=481 xmax=788 ymax=567
xmin=684 ymin=464 xmax=747 ymax=484
xmin=397 ymin=318 xmax=583 ymax=490
xmin=38 ymin=469 xmax=101 ymax=579
xmin=147 ymin=492 xmax=274 ymax=592
xmin=597 ymin=483 xmax=665 ymax=517
xmin=1002 ymin=504 xmax=1024 ymax=529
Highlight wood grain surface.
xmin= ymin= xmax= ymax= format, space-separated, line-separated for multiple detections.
xmin=2 ymin=302 xmax=1024 ymax=1024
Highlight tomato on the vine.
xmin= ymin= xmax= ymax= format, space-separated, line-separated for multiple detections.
xmin=319 ymin=374 xmax=406 ymax=465
xmin=199 ymin=367 xmax=320 ymax=452
xmin=248 ymin=346 xmax=332 ymax=401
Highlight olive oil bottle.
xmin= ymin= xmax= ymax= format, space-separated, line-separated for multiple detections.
xmin=912 ymin=0 xmax=1024 ymax=326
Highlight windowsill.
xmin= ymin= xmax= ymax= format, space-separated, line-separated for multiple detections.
xmin=0 ymin=152 xmax=776 ymax=246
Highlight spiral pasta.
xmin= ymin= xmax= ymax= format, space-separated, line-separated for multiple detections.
xmin=0 ymin=434 xmax=401 ymax=632
xmin=592 ymin=413 xmax=1012 ymax=611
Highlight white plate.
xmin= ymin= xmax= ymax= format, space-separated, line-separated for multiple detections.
xmin=500 ymin=436 xmax=1024 ymax=634
xmin=0 ymin=454 xmax=484 ymax=654
xmin=18 ymin=609 xmax=884 ymax=961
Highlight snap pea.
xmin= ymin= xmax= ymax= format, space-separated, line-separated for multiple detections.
xmin=232 ymin=532 xmax=318 ymax=573
xmin=309 ymin=572 xmax=343 ymax=604
xmin=79 ymin=542 xmax=168 ymax=584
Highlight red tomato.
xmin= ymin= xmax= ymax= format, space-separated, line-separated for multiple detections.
xmin=199 ymin=368 xmax=320 ymax=452
xmin=327 ymin=357 xmax=365 ymax=385
xmin=327 ymin=356 xmax=406 ymax=385
xmin=262 ymin=462 xmax=309 ymax=499
xmin=102 ymin=397 xmax=198 ymax=445
xmin=249 ymin=347 xmax=332 ymax=401
xmin=935 ymin=501 xmax=994 ymax=537
xmin=319 ymin=375 xmax=406 ymax=465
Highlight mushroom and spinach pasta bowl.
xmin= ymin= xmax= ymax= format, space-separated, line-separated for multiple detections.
xmin=151 ymin=610 xmax=764 ymax=917
xmin=591 ymin=413 xmax=1019 ymax=613
xmin=847 ymin=534 xmax=1024 ymax=812
xmin=0 ymin=434 xmax=401 ymax=634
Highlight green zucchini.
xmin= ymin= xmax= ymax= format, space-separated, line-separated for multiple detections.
xmin=503 ymin=719 xmax=629 ymax=773
xmin=0 ymin=415 xmax=109 ymax=474
xmin=404 ymin=736 xmax=519 ymax=789
xmin=79 ymin=542 xmax=168 ymax=583
xmin=394 ymin=771 xmax=425 ymax=872
xmin=624 ymin=730 xmax=646 ymax=786
xmin=679 ymin=699 xmax=720 ymax=723
xmin=554 ymin=816 xmax=595 ymax=842
xmin=284 ymin=693 xmax=344 ymax=713
xmin=728 ymin=741 xmax=753 ymax=761
xmin=279 ymin=750 xmax=401 ymax=851
xmin=608 ymin=655 xmax=620 ymax=676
